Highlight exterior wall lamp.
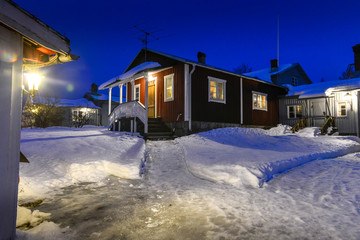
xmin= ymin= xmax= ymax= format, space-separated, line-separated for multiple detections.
xmin=344 ymin=92 xmax=353 ymax=111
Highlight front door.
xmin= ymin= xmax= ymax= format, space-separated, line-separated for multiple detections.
xmin=148 ymin=81 xmax=155 ymax=118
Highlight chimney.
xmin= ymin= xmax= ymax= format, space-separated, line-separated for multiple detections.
xmin=352 ymin=44 xmax=360 ymax=72
xmin=91 ymin=83 xmax=98 ymax=94
xmin=197 ymin=52 xmax=206 ymax=64
xmin=270 ymin=59 xmax=278 ymax=72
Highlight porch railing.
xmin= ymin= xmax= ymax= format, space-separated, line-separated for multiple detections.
xmin=108 ymin=101 xmax=147 ymax=130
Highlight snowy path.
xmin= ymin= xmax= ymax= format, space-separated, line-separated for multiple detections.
xmin=17 ymin=127 xmax=360 ymax=240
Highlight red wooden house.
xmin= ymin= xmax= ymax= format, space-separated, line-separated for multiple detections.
xmin=99 ymin=48 xmax=287 ymax=138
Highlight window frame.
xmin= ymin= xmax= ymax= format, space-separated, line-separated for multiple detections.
xmin=208 ymin=76 xmax=226 ymax=104
xmin=133 ymin=84 xmax=140 ymax=102
xmin=287 ymin=105 xmax=302 ymax=119
xmin=292 ymin=76 xmax=298 ymax=86
xmin=164 ymin=73 xmax=174 ymax=102
xmin=252 ymin=91 xmax=268 ymax=111
xmin=337 ymin=102 xmax=347 ymax=117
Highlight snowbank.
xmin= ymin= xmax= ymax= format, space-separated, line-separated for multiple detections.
xmin=176 ymin=126 xmax=360 ymax=188
xmin=19 ymin=127 xmax=145 ymax=200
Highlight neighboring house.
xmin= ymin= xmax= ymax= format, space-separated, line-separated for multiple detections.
xmin=57 ymin=98 xmax=101 ymax=127
xmin=83 ymin=83 xmax=120 ymax=126
xmin=280 ymin=44 xmax=360 ymax=136
xmin=243 ymin=59 xmax=312 ymax=86
xmin=0 ymin=1 xmax=76 ymax=239
xmin=99 ymin=48 xmax=287 ymax=137
xmin=279 ymin=78 xmax=360 ymax=136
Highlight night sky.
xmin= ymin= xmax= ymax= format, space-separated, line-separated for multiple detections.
xmin=14 ymin=0 xmax=360 ymax=99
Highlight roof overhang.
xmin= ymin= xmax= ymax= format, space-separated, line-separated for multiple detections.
xmin=0 ymin=0 xmax=79 ymax=70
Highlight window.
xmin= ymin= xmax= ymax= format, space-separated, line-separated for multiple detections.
xmin=252 ymin=91 xmax=267 ymax=111
xmin=164 ymin=74 xmax=174 ymax=102
xmin=287 ymin=105 xmax=302 ymax=119
xmin=292 ymin=77 xmax=298 ymax=86
xmin=208 ymin=76 xmax=226 ymax=104
xmin=134 ymin=84 xmax=140 ymax=102
xmin=337 ymin=102 xmax=347 ymax=116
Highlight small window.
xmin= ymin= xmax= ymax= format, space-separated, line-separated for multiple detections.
xmin=164 ymin=74 xmax=174 ymax=102
xmin=292 ymin=77 xmax=298 ymax=86
xmin=208 ymin=76 xmax=226 ymax=104
xmin=72 ymin=110 xmax=78 ymax=121
xmin=337 ymin=102 xmax=347 ymax=116
xmin=287 ymin=105 xmax=302 ymax=119
xmin=134 ymin=84 xmax=140 ymax=102
xmin=252 ymin=91 xmax=267 ymax=111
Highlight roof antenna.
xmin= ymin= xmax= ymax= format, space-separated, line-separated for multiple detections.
xmin=277 ymin=13 xmax=280 ymax=65
xmin=133 ymin=26 xmax=159 ymax=62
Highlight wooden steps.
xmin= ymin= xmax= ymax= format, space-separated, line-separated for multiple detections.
xmin=146 ymin=118 xmax=174 ymax=140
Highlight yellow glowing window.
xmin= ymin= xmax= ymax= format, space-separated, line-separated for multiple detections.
xmin=337 ymin=102 xmax=346 ymax=116
xmin=252 ymin=92 xmax=267 ymax=111
xmin=209 ymin=77 xmax=226 ymax=103
xmin=164 ymin=74 xmax=174 ymax=102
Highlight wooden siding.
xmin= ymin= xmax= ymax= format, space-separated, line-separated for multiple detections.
xmin=242 ymin=78 xmax=286 ymax=126
xmin=126 ymin=49 xmax=179 ymax=72
xmin=126 ymin=63 xmax=185 ymax=123
xmin=279 ymin=97 xmax=307 ymax=126
xmin=191 ymin=66 xmax=241 ymax=123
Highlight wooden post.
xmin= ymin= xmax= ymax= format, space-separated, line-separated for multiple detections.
xmin=134 ymin=117 xmax=137 ymax=132
xmin=118 ymin=120 xmax=121 ymax=132
xmin=108 ymin=87 xmax=112 ymax=115
xmin=145 ymin=74 xmax=149 ymax=134
xmin=119 ymin=84 xmax=123 ymax=104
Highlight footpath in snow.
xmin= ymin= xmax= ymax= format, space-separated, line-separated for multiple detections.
xmin=176 ymin=126 xmax=360 ymax=188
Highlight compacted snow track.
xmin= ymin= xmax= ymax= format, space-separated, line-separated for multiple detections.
xmin=18 ymin=128 xmax=360 ymax=240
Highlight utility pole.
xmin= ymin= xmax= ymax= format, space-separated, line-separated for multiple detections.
xmin=277 ymin=13 xmax=280 ymax=65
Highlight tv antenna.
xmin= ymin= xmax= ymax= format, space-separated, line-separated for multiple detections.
xmin=133 ymin=25 xmax=160 ymax=61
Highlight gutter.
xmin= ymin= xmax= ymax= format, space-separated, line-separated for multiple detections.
xmin=188 ymin=64 xmax=196 ymax=131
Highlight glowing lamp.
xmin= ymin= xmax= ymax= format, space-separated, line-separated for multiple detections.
xmin=26 ymin=73 xmax=41 ymax=91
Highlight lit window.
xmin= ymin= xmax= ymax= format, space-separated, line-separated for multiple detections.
xmin=337 ymin=102 xmax=346 ymax=116
xmin=252 ymin=91 xmax=267 ymax=111
xmin=292 ymin=77 xmax=298 ymax=86
xmin=208 ymin=76 xmax=226 ymax=104
xmin=287 ymin=105 xmax=302 ymax=118
xmin=164 ymin=74 xmax=174 ymax=102
xmin=134 ymin=84 xmax=140 ymax=102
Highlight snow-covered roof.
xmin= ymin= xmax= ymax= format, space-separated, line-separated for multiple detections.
xmin=286 ymin=78 xmax=360 ymax=99
xmin=99 ymin=62 xmax=161 ymax=90
xmin=123 ymin=48 xmax=286 ymax=89
xmin=33 ymin=96 xmax=100 ymax=109
xmin=88 ymin=94 xmax=120 ymax=102
xmin=243 ymin=64 xmax=296 ymax=83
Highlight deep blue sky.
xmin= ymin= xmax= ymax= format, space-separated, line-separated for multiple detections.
xmin=15 ymin=0 xmax=360 ymax=98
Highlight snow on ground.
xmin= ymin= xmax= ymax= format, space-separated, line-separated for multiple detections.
xmin=19 ymin=126 xmax=145 ymax=201
xmin=176 ymin=126 xmax=360 ymax=187
xmin=17 ymin=125 xmax=360 ymax=239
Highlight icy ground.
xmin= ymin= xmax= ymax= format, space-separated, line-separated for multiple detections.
xmin=16 ymin=126 xmax=360 ymax=239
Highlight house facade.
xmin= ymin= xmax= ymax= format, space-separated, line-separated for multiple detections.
xmin=99 ymin=49 xmax=287 ymax=137
xmin=0 ymin=1 xmax=76 ymax=239
xmin=279 ymin=78 xmax=360 ymax=136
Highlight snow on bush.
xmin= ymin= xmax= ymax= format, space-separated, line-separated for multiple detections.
xmin=176 ymin=126 xmax=360 ymax=188
xmin=19 ymin=127 xmax=145 ymax=200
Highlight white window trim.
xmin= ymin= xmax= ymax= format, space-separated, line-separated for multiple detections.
xmin=287 ymin=105 xmax=302 ymax=119
xmin=337 ymin=102 xmax=347 ymax=117
xmin=252 ymin=91 xmax=267 ymax=111
xmin=134 ymin=84 xmax=140 ymax=102
xmin=164 ymin=73 xmax=174 ymax=102
xmin=208 ymin=76 xmax=226 ymax=104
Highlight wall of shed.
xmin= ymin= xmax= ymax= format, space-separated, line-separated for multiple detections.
xmin=333 ymin=91 xmax=359 ymax=135
xmin=0 ymin=24 xmax=23 ymax=240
